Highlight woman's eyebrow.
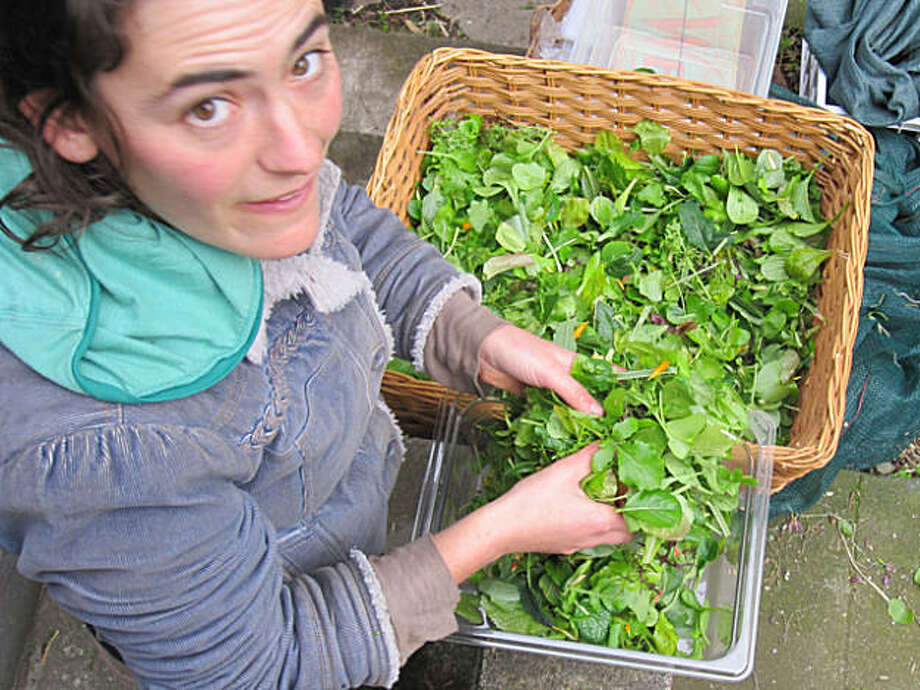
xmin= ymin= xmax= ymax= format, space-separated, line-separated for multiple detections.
xmin=167 ymin=68 xmax=252 ymax=93
xmin=290 ymin=13 xmax=329 ymax=56
xmin=155 ymin=13 xmax=329 ymax=100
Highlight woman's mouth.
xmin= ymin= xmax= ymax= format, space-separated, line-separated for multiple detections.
xmin=243 ymin=182 xmax=312 ymax=213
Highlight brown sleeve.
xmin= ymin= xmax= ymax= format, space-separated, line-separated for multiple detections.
xmin=423 ymin=290 xmax=507 ymax=394
xmin=368 ymin=535 xmax=460 ymax=663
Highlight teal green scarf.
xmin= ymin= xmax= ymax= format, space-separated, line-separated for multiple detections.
xmin=0 ymin=143 xmax=263 ymax=403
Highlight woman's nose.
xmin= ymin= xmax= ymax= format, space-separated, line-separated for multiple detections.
xmin=258 ymin=96 xmax=323 ymax=174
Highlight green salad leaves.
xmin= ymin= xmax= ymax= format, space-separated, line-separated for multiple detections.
xmin=405 ymin=114 xmax=831 ymax=655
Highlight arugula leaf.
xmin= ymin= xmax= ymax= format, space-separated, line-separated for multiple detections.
xmin=726 ymin=186 xmax=759 ymax=224
xmin=591 ymin=442 xmax=617 ymax=472
xmin=637 ymin=270 xmax=664 ymax=302
xmin=456 ymin=593 xmax=485 ymax=624
xmin=783 ymin=220 xmax=828 ymax=238
xmin=562 ymin=197 xmax=591 ymax=228
xmin=621 ymin=490 xmax=682 ymax=530
xmin=664 ymin=413 xmax=707 ymax=456
xmin=617 ymin=440 xmax=665 ymax=490
xmin=638 ymin=182 xmax=667 ymax=207
xmin=785 ymin=246 xmax=832 ymax=281
xmin=482 ymin=253 xmax=535 ymax=281
xmin=551 ymin=157 xmax=581 ymax=192
xmin=678 ymin=200 xmax=728 ymax=251
xmin=570 ymin=354 xmax=617 ymax=397
xmin=652 ymin=611 xmax=680 ymax=655
xmin=791 ymin=176 xmax=817 ymax=222
xmin=724 ymin=150 xmax=755 ymax=186
xmin=495 ymin=214 xmax=528 ymax=252
xmin=760 ymin=255 xmax=789 ymax=281
xmin=692 ymin=154 xmax=721 ymax=177
xmin=634 ymin=120 xmax=670 ymax=155
xmin=512 ymin=161 xmax=548 ymax=190
xmin=603 ymin=386 xmax=628 ymax=419
xmin=590 ymin=195 xmax=617 ymax=228
xmin=577 ymin=251 xmax=609 ymax=306
xmin=478 ymin=577 xmax=521 ymax=605
xmin=480 ymin=595 xmax=551 ymax=635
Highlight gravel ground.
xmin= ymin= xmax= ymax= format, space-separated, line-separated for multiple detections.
xmin=325 ymin=0 xmax=468 ymax=39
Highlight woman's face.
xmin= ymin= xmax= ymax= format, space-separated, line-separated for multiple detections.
xmin=91 ymin=0 xmax=342 ymax=259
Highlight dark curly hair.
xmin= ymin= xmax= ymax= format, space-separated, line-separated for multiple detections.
xmin=0 ymin=0 xmax=147 ymax=250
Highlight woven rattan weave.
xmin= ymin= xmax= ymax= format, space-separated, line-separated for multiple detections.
xmin=370 ymin=48 xmax=874 ymax=491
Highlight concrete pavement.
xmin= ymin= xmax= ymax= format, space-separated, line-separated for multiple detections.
xmin=675 ymin=472 xmax=920 ymax=690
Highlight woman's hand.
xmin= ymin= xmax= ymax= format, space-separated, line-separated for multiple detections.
xmin=477 ymin=323 xmax=602 ymax=415
xmin=431 ymin=443 xmax=632 ymax=583
xmin=489 ymin=442 xmax=632 ymax=555
xmin=433 ymin=322 xmax=632 ymax=584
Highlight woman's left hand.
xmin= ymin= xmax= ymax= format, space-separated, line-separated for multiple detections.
xmin=477 ymin=323 xmax=603 ymax=416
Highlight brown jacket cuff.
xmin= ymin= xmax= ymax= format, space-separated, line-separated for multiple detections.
xmin=423 ymin=291 xmax=507 ymax=394
xmin=368 ymin=535 xmax=460 ymax=663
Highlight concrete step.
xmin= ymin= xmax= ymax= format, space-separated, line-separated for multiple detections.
xmin=0 ymin=553 xmax=41 ymax=689
xmin=328 ymin=23 xmax=525 ymax=187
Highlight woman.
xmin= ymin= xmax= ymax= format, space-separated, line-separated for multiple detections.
xmin=0 ymin=1 xmax=630 ymax=687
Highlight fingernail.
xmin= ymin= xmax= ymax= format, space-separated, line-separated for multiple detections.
xmin=589 ymin=402 xmax=603 ymax=416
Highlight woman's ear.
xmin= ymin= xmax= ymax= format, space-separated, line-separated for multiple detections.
xmin=19 ymin=93 xmax=100 ymax=164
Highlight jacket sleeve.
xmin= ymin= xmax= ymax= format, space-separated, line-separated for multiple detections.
xmin=422 ymin=290 xmax=508 ymax=394
xmin=8 ymin=423 xmax=452 ymax=689
xmin=334 ymin=179 xmax=484 ymax=373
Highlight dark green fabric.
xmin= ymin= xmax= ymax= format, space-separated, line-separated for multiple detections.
xmin=804 ymin=0 xmax=920 ymax=127
xmin=770 ymin=125 xmax=920 ymax=516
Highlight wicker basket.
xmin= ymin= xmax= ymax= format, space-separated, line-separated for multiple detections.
xmin=371 ymin=48 xmax=874 ymax=491
xmin=380 ymin=370 xmax=477 ymax=437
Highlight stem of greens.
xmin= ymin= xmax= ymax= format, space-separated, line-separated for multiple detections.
xmin=542 ymin=231 xmax=563 ymax=272
xmin=665 ymin=262 xmax=719 ymax=291
xmin=836 ymin=525 xmax=890 ymax=603
xmin=443 ymin=224 xmax=460 ymax=258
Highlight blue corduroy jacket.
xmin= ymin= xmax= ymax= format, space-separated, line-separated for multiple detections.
xmin=0 ymin=161 xmax=478 ymax=688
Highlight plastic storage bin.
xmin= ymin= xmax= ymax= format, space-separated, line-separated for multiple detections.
xmin=412 ymin=400 xmax=776 ymax=682
xmin=530 ymin=0 xmax=787 ymax=97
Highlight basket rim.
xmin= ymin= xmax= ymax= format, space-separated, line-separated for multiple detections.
xmin=371 ymin=47 xmax=874 ymax=212
xmin=379 ymin=47 xmax=871 ymax=130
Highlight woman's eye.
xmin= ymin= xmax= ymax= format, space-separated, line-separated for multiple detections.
xmin=186 ymin=98 xmax=231 ymax=126
xmin=292 ymin=51 xmax=322 ymax=79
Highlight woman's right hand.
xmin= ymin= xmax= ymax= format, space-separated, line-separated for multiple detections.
xmin=431 ymin=443 xmax=632 ymax=583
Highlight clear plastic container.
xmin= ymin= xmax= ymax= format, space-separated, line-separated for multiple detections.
xmin=412 ymin=400 xmax=775 ymax=682
xmin=534 ymin=0 xmax=788 ymax=97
